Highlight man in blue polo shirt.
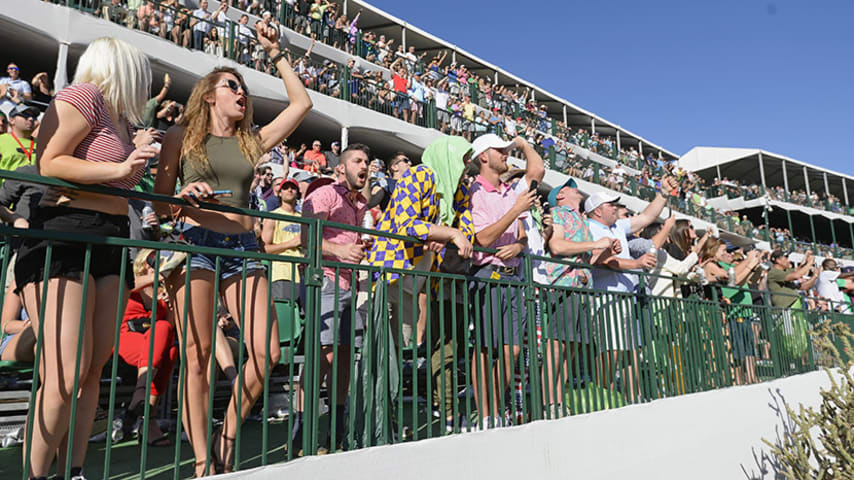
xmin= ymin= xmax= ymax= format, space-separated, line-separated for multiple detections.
xmin=586 ymin=176 xmax=676 ymax=402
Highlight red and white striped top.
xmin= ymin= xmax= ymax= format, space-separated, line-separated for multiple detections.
xmin=53 ymin=82 xmax=141 ymax=190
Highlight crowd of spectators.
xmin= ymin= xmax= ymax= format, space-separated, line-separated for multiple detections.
xmin=4 ymin=3 xmax=854 ymax=475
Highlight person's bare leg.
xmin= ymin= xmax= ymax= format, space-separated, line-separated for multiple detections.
xmin=219 ymin=272 xmax=280 ymax=470
xmin=20 ymin=278 xmax=95 ymax=478
xmin=541 ymin=340 xmax=565 ymax=409
xmin=471 ymin=350 xmax=490 ymax=421
xmin=68 ymin=276 xmax=128 ymax=469
xmin=168 ymin=270 xmax=217 ymax=477
xmin=1 ymin=321 xmax=36 ymax=362
xmin=744 ymin=356 xmax=757 ymax=384
xmin=416 ymin=292 xmax=427 ymax=346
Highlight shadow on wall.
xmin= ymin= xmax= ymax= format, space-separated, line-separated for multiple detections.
xmin=740 ymin=388 xmax=789 ymax=480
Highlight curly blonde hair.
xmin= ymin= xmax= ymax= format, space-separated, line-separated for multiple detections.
xmin=180 ymin=67 xmax=264 ymax=171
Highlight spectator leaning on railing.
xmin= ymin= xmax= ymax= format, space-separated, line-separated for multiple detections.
xmin=585 ymin=175 xmax=677 ymax=401
xmin=541 ymin=177 xmax=615 ymax=415
xmin=16 ymin=37 xmax=155 ymax=480
xmin=297 ymin=143 xmax=370 ymax=454
xmin=366 ymin=135 xmax=475 ymax=431
xmin=467 ymin=134 xmax=540 ymax=428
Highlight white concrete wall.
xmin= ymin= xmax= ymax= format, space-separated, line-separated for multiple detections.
xmin=216 ymin=370 xmax=833 ymax=480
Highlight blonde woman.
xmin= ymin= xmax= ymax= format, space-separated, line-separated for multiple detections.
xmin=15 ymin=37 xmax=154 ymax=480
xmin=154 ymin=22 xmax=311 ymax=476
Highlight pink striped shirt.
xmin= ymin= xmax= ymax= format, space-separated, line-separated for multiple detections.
xmin=53 ymin=83 xmax=140 ymax=190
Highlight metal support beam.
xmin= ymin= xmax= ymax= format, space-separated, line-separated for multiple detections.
xmin=824 ymin=172 xmax=831 ymax=197
xmin=562 ymin=105 xmax=567 ymax=125
xmin=401 ymin=25 xmax=407 ymax=50
xmin=590 ymin=118 xmax=595 ymax=134
xmin=803 ymin=166 xmax=811 ymax=197
xmin=638 ymin=141 xmax=643 ymax=157
xmin=845 ymin=178 xmax=850 ymax=207
xmin=54 ymin=42 xmax=70 ymax=91
xmin=341 ymin=126 xmax=349 ymax=149
xmin=451 ymin=48 xmax=456 ymax=64
xmin=758 ymin=152 xmax=766 ymax=191
xmin=616 ymin=130 xmax=621 ymax=151
xmin=782 ymin=160 xmax=790 ymax=201
xmin=808 ymin=214 xmax=817 ymax=248
xmin=716 ymin=164 xmax=722 ymax=181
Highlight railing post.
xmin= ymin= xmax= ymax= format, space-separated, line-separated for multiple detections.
xmin=227 ymin=20 xmax=235 ymax=60
xmin=548 ymin=145 xmax=556 ymax=171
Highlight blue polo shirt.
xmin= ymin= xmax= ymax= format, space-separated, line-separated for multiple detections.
xmin=587 ymin=217 xmax=637 ymax=293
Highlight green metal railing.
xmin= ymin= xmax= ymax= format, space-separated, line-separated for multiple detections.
xmin=1 ymin=169 xmax=849 ymax=479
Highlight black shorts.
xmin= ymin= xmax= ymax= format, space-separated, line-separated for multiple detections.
xmin=15 ymin=205 xmax=134 ymax=293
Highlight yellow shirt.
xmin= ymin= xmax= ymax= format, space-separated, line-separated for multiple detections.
xmin=270 ymin=208 xmax=302 ymax=283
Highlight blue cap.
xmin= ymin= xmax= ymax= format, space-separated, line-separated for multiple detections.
xmin=548 ymin=178 xmax=578 ymax=207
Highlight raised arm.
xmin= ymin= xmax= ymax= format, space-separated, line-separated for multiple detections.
xmin=511 ymin=136 xmax=544 ymax=185
xmin=629 ymin=176 xmax=676 ymax=233
xmin=255 ymin=22 xmax=313 ymax=152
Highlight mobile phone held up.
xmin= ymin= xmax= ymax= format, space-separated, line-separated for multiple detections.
xmin=529 ymin=180 xmax=538 ymax=193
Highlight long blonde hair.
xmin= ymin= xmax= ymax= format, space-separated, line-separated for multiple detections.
xmin=180 ymin=67 xmax=264 ymax=170
xmin=73 ymin=37 xmax=151 ymax=125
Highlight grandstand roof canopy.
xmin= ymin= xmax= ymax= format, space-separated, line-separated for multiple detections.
xmin=680 ymin=147 xmax=853 ymax=201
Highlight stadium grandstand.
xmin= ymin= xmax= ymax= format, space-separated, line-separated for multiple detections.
xmin=0 ymin=0 xmax=851 ymax=479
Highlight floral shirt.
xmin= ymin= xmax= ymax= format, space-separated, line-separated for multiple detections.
xmin=545 ymin=205 xmax=592 ymax=287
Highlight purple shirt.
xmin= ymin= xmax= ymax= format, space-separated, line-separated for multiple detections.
xmin=470 ymin=175 xmax=527 ymax=267
xmin=302 ymin=180 xmax=367 ymax=290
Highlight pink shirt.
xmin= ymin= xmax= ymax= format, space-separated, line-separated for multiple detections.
xmin=470 ymin=175 xmax=527 ymax=267
xmin=303 ymin=180 xmax=367 ymax=290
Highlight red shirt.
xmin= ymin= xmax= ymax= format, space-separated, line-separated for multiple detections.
xmin=122 ymin=291 xmax=169 ymax=326
xmin=302 ymin=149 xmax=327 ymax=172
xmin=392 ymin=74 xmax=408 ymax=93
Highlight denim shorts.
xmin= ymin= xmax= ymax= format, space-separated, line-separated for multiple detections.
xmin=181 ymin=226 xmax=265 ymax=280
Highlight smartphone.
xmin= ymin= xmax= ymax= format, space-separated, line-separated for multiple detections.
xmin=212 ymin=190 xmax=233 ymax=198
xmin=529 ymin=180 xmax=538 ymax=193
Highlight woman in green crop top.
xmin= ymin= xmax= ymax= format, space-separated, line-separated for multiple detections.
xmin=154 ymin=22 xmax=311 ymax=476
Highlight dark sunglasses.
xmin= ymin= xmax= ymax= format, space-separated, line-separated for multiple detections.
xmin=7 ymin=66 xmax=18 ymax=71
xmin=217 ymin=78 xmax=248 ymax=96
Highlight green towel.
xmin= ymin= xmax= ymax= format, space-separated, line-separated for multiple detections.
xmin=420 ymin=136 xmax=472 ymax=227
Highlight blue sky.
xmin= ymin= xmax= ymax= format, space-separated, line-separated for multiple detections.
xmin=367 ymin=0 xmax=853 ymax=172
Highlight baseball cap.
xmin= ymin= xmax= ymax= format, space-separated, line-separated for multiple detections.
xmin=9 ymin=104 xmax=39 ymax=118
xmin=470 ymin=134 xmax=514 ymax=160
xmin=547 ymin=178 xmax=578 ymax=207
xmin=279 ymin=178 xmax=299 ymax=190
xmin=584 ymin=191 xmax=620 ymax=213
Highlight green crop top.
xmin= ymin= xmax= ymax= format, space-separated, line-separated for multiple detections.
xmin=180 ymin=135 xmax=255 ymax=209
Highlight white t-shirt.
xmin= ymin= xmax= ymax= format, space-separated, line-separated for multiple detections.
xmin=193 ymin=8 xmax=211 ymax=33
xmin=432 ymin=88 xmax=449 ymax=110
xmin=816 ymin=271 xmax=843 ymax=304
xmin=0 ymin=78 xmax=31 ymax=113
xmin=513 ymin=178 xmax=549 ymax=284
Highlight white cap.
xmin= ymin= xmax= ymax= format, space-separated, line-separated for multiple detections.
xmin=584 ymin=191 xmax=621 ymax=213
xmin=470 ymin=134 xmax=514 ymax=160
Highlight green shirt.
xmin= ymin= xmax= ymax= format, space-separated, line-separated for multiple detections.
xmin=767 ymin=267 xmax=798 ymax=308
xmin=0 ymin=133 xmax=37 ymax=185
xmin=141 ymin=97 xmax=161 ymax=129
xmin=719 ymin=261 xmax=753 ymax=318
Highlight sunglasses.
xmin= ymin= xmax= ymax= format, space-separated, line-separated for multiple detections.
xmin=216 ymin=78 xmax=248 ymax=96
xmin=7 ymin=66 xmax=18 ymax=71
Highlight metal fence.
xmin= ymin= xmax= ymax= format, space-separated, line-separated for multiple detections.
xmin=0 ymin=169 xmax=848 ymax=479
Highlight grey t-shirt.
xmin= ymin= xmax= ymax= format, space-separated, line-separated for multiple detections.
xmin=0 ymin=164 xmax=44 ymax=223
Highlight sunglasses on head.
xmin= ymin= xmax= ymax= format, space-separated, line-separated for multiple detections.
xmin=217 ymin=78 xmax=248 ymax=96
